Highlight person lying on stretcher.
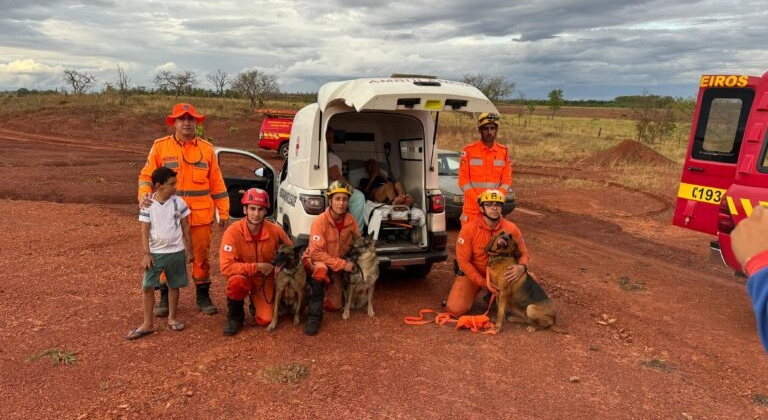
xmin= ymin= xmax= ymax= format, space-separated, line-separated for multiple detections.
xmin=358 ymin=159 xmax=413 ymax=206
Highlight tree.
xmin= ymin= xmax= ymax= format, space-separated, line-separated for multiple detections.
xmin=207 ymin=69 xmax=231 ymax=96
xmin=461 ymin=73 xmax=515 ymax=103
xmin=547 ymin=89 xmax=564 ymax=119
xmin=62 ymin=69 xmax=96 ymax=95
xmin=632 ymin=90 xmax=676 ymax=145
xmin=115 ymin=64 xmax=131 ymax=105
xmin=153 ymin=70 xmax=197 ymax=97
xmin=231 ymin=69 xmax=280 ymax=109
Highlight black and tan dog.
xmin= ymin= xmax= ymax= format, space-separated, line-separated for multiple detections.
xmin=485 ymin=231 xmax=566 ymax=334
xmin=266 ymin=244 xmax=306 ymax=331
xmin=342 ymin=232 xmax=379 ymax=320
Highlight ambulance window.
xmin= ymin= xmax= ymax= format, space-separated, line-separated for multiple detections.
xmin=692 ymin=88 xmax=753 ymax=163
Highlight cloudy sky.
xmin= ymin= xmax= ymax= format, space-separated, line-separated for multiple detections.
xmin=2 ymin=0 xmax=767 ymax=99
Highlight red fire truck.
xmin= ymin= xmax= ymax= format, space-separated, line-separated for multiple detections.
xmin=673 ymin=72 xmax=768 ymax=273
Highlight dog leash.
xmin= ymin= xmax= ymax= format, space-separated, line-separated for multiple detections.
xmin=403 ymin=269 xmax=498 ymax=334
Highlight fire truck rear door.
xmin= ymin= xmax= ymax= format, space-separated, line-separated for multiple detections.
xmin=672 ymin=86 xmax=755 ymax=235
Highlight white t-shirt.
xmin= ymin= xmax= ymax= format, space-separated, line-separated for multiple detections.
xmin=138 ymin=195 xmax=191 ymax=254
xmin=329 ymin=151 xmax=342 ymax=174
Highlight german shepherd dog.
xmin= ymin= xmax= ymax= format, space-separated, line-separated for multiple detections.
xmin=342 ymin=232 xmax=379 ymax=320
xmin=485 ymin=231 xmax=566 ymax=334
xmin=266 ymin=244 xmax=306 ymax=331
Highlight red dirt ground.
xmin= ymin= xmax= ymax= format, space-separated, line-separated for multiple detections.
xmin=0 ymin=110 xmax=766 ymax=420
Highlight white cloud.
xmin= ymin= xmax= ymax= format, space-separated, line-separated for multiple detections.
xmin=1 ymin=0 xmax=767 ymax=98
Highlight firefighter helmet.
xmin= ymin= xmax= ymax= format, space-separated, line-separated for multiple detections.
xmin=326 ymin=180 xmax=353 ymax=197
xmin=241 ymin=188 xmax=270 ymax=207
xmin=477 ymin=112 xmax=500 ymax=128
xmin=477 ymin=189 xmax=505 ymax=205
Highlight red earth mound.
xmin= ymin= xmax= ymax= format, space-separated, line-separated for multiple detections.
xmin=581 ymin=139 xmax=674 ymax=167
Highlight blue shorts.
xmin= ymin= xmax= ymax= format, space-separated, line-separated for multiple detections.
xmin=142 ymin=250 xmax=189 ymax=290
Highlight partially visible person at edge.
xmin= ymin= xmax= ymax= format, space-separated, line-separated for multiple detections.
xmin=127 ymin=167 xmax=193 ymax=340
xmin=219 ymin=188 xmax=292 ymax=336
xmin=301 ymin=180 xmax=360 ymax=336
xmin=730 ymin=204 xmax=768 ymax=354
xmin=458 ymin=112 xmax=512 ymax=226
xmin=358 ymin=158 xmax=413 ymax=206
xmin=138 ymin=103 xmax=229 ymax=316
xmin=326 ymin=125 xmax=366 ymax=232
xmin=445 ymin=189 xmax=529 ymax=316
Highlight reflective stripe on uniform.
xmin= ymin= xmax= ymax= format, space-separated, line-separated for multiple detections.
xmin=211 ymin=191 xmax=228 ymax=200
xmin=468 ymin=182 xmax=501 ymax=189
xmin=164 ymin=161 xmax=180 ymax=169
xmin=493 ymin=159 xmax=505 ymax=167
xmin=194 ymin=162 xmax=209 ymax=169
xmin=176 ymin=189 xmax=210 ymax=197
xmin=469 ymin=158 xmax=483 ymax=166
xmin=139 ymin=181 xmax=153 ymax=188
xmin=499 ymin=183 xmax=510 ymax=191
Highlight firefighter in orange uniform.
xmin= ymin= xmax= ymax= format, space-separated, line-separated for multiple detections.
xmin=219 ymin=188 xmax=291 ymax=336
xmin=458 ymin=112 xmax=512 ymax=226
xmin=445 ymin=189 xmax=529 ymax=316
xmin=301 ymin=180 xmax=360 ymax=336
xmin=138 ymin=103 xmax=229 ymax=316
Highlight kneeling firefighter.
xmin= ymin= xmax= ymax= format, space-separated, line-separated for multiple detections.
xmin=301 ymin=180 xmax=360 ymax=336
xmin=219 ymin=188 xmax=292 ymax=335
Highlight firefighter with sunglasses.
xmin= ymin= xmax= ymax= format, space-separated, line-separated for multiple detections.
xmin=138 ymin=103 xmax=230 ymax=317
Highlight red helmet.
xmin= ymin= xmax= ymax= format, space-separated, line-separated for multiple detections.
xmin=241 ymin=188 xmax=269 ymax=208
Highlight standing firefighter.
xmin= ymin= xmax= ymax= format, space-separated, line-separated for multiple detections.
xmin=138 ymin=103 xmax=229 ymax=316
xmin=301 ymin=180 xmax=360 ymax=336
xmin=458 ymin=112 xmax=512 ymax=226
xmin=219 ymin=188 xmax=292 ymax=336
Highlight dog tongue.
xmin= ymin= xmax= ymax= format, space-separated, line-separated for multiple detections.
xmin=274 ymin=264 xmax=285 ymax=274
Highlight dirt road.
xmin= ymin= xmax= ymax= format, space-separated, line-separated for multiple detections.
xmin=0 ymin=113 xmax=766 ymax=420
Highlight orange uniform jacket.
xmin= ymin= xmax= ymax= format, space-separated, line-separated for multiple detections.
xmin=138 ymin=135 xmax=229 ymax=226
xmin=458 ymin=140 xmax=512 ymax=220
xmin=302 ymin=208 xmax=360 ymax=272
xmin=456 ymin=218 xmax=529 ymax=287
xmin=219 ymin=219 xmax=292 ymax=278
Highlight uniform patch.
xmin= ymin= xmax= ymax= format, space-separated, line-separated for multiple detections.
xmin=460 ymin=151 xmax=467 ymax=157
xmin=312 ymin=235 xmax=321 ymax=242
xmin=457 ymin=237 xmax=464 ymax=245
xmin=223 ymin=244 xmax=233 ymax=252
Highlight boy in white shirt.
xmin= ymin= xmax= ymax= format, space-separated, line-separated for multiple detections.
xmin=127 ymin=167 xmax=193 ymax=340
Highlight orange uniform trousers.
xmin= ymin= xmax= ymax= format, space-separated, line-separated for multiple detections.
xmin=445 ymin=275 xmax=483 ymax=316
xmin=225 ymin=274 xmax=275 ymax=326
xmin=160 ymin=223 xmax=212 ymax=285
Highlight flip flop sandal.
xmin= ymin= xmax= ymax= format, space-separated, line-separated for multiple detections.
xmin=126 ymin=327 xmax=156 ymax=340
xmin=167 ymin=322 xmax=185 ymax=332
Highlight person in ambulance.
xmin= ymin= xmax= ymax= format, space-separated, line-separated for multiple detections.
xmin=730 ymin=205 xmax=768 ymax=354
xmin=445 ymin=189 xmax=529 ymax=316
xmin=219 ymin=188 xmax=292 ymax=336
xmin=301 ymin=180 xmax=360 ymax=336
xmin=138 ymin=103 xmax=229 ymax=317
xmin=458 ymin=113 xmax=513 ymax=226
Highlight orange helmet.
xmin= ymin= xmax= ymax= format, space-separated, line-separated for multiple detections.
xmin=241 ymin=188 xmax=269 ymax=207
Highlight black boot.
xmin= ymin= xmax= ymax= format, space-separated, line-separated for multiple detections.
xmin=223 ymin=298 xmax=245 ymax=336
xmin=195 ymin=283 xmax=218 ymax=315
xmin=154 ymin=285 xmax=169 ymax=317
xmin=304 ymin=279 xmax=325 ymax=336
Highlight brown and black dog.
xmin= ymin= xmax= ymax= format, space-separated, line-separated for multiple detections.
xmin=266 ymin=244 xmax=306 ymax=331
xmin=485 ymin=231 xmax=566 ymax=334
xmin=342 ymin=232 xmax=379 ymax=320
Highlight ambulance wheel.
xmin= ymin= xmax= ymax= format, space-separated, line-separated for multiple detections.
xmin=405 ymin=263 xmax=432 ymax=278
xmin=278 ymin=142 xmax=289 ymax=159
